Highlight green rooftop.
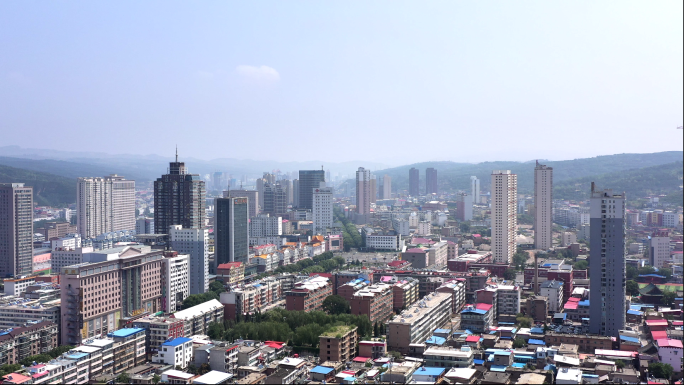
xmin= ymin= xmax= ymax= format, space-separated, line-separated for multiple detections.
xmin=320 ymin=325 xmax=357 ymax=338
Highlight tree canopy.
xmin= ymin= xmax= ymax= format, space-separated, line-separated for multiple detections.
xmin=322 ymin=295 xmax=351 ymax=315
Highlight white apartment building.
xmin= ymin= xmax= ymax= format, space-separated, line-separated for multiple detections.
xmin=408 ymin=213 xmax=419 ymax=228
xmin=427 ymin=241 xmax=449 ymax=268
xmin=534 ymin=162 xmax=553 ymax=250
xmin=561 ymin=232 xmax=577 ymax=247
xmin=162 ymin=253 xmax=190 ymax=313
xmin=366 ymin=234 xmax=403 ymax=251
xmin=662 ymin=211 xmax=680 ymax=228
xmin=417 ymin=221 xmax=431 ymax=236
xmin=169 ymin=225 xmax=209 ymax=295
xmin=313 ymin=186 xmax=334 ymax=234
xmin=51 ymin=234 xmax=81 ymax=250
xmin=540 ymin=280 xmax=563 ymax=313
xmin=77 ymin=175 xmax=135 ymax=239
xmin=649 ymin=230 xmax=670 ymax=269
xmin=0 ymin=299 xmax=61 ymax=329
xmin=51 ymin=246 xmax=93 ymax=274
xmin=392 ymin=218 xmax=410 ymax=236
xmin=471 ymin=176 xmax=481 ymax=205
xmin=424 ymin=347 xmax=474 ymax=368
xmin=153 ymin=337 xmax=194 ymax=369
xmin=249 ymin=214 xmax=282 ymax=237
xmin=387 ymin=292 xmax=452 ymax=355
xmin=491 ymin=170 xmax=517 ymax=264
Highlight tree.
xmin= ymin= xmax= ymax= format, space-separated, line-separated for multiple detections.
xmin=638 ymin=266 xmax=656 ymax=276
xmin=626 ymin=280 xmax=640 ymax=297
xmin=48 ymin=345 xmax=75 ymax=358
xmin=0 ymin=364 xmax=22 ymax=377
xmin=322 ymin=295 xmax=350 ymax=315
xmin=626 ymin=266 xmax=638 ymax=280
xmin=503 ymin=269 xmax=517 ymax=281
xmin=152 ymin=374 xmax=161 ymax=384
xmin=115 ymin=372 xmax=131 ymax=384
xmin=198 ymin=363 xmax=211 ymax=375
xmin=658 ymin=268 xmax=672 ymax=280
xmin=516 ymin=315 xmax=533 ymax=328
xmin=388 ymin=351 xmax=403 ymax=361
xmin=459 ymin=222 xmax=471 ymax=234
xmin=512 ymin=251 xmax=528 ymax=271
xmin=573 ymin=260 xmax=588 ymax=270
xmin=207 ymin=321 xmax=225 ymax=339
xmin=209 ymin=281 xmax=226 ymax=294
xmin=513 ymin=338 xmax=525 ymax=349
xmin=649 ymin=362 xmax=673 ymax=380
xmin=20 ymin=353 xmax=53 ymax=367
xmin=615 ymin=360 xmax=625 ymax=369
xmin=662 ymin=291 xmax=676 ymax=307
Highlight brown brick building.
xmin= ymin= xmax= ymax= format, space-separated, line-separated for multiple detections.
xmin=319 ymin=325 xmax=358 ymax=363
xmin=0 ymin=321 xmax=58 ymax=365
xmin=350 ymin=283 xmax=394 ymax=324
xmin=285 ymin=276 xmax=332 ymax=312
xmin=544 ymin=332 xmax=613 ymax=352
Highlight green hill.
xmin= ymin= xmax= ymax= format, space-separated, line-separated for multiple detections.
xmin=0 ymin=165 xmax=76 ymax=207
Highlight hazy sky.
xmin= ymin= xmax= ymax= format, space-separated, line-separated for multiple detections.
xmin=1 ymin=1 xmax=682 ymax=165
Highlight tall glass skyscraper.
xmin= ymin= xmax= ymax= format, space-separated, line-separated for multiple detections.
xmin=153 ymin=155 xmax=206 ymax=234
xmin=298 ymin=170 xmax=325 ymax=210
xmin=215 ymin=197 xmax=249 ymax=266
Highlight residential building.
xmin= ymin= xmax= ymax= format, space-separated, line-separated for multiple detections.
xmin=402 ymin=248 xmax=428 ymax=268
xmin=356 ymin=167 xmax=371 ymax=215
xmin=359 ymin=340 xmax=387 ymax=359
xmin=423 ymin=347 xmax=474 ymax=368
xmin=215 ymin=197 xmax=250 ymax=266
xmin=38 ymin=222 xmax=78 ymax=241
xmin=387 ymin=292 xmax=452 ymax=354
xmin=409 ymin=168 xmax=420 ymax=196
xmin=0 ymin=321 xmax=58 ymax=364
xmin=216 ymin=262 xmax=245 ymax=285
xmin=456 ymin=193 xmax=473 ymax=221
xmin=534 ymin=161 xmax=553 ymax=250
xmin=135 ymin=217 xmax=154 ymax=235
xmin=470 ymin=176 xmax=481 ymax=204
xmin=435 ymin=279 xmax=466 ymax=314
xmin=392 ymin=278 xmax=419 ymax=312
xmin=350 ymin=283 xmax=394 ymax=324
xmin=460 ymin=303 xmax=494 ymax=333
xmin=77 ymin=175 xmax=135 ymax=239
xmin=262 ymin=183 xmax=288 ymax=216
xmin=285 ymin=276 xmax=332 ymax=312
xmin=169 ymin=225 xmax=209 ymax=295
xmin=60 ymin=246 xmax=164 ymax=345
xmin=540 ymin=280 xmax=563 ymax=313
xmin=426 ymin=168 xmax=437 ymax=195
xmin=109 ymin=328 xmax=146 ymax=373
xmin=312 ymin=186 xmax=333 ymax=234
xmin=491 ymin=170 xmax=517 ymax=264
xmin=650 ymin=229 xmax=670 ymax=269
xmin=208 ymin=343 xmax=239 ymax=373
xmin=370 ymin=176 xmax=377 ymax=204
xmin=51 ymin=246 xmax=93 ymax=275
xmin=153 ymin=155 xmax=206 ymax=234
xmin=544 ymin=332 xmax=612 ymax=352
xmin=0 ymin=183 xmax=33 ymax=277
xmin=526 ymin=295 xmax=549 ymax=323
xmin=589 ymin=184 xmax=626 ymax=337
xmin=249 ymin=214 xmax=282 ymax=237
xmin=3 ymin=276 xmax=36 ymax=296
xmin=365 ymin=233 xmax=403 ymax=251
xmin=379 ymin=175 xmax=392 ymax=199
xmin=161 ymin=252 xmax=190 ymax=313
xmin=298 ymin=170 xmax=325 ymax=210
xmin=152 ymin=337 xmax=193 ymax=369
xmin=561 ymin=232 xmax=577 ymax=247
xmin=655 ymin=339 xmax=683 ymax=373
xmin=169 ymin=299 xmax=224 ymax=336
xmin=392 ymin=218 xmax=410 ymax=236
xmin=225 ymin=190 xmax=259 ymax=219
xmin=131 ymin=315 xmax=185 ymax=358
xmin=662 ymin=211 xmax=680 ymax=228
xmin=319 ymin=325 xmax=358 ymax=363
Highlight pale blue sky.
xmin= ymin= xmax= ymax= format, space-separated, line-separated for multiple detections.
xmin=1 ymin=1 xmax=682 ymax=165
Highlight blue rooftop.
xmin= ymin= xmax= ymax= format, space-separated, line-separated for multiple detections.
xmin=511 ymin=363 xmax=526 ymax=368
xmin=473 ymin=359 xmax=485 ymax=365
xmin=310 ymin=366 xmax=334 ymax=375
xmin=462 ymin=308 xmax=486 ymax=315
xmin=490 ymin=365 xmax=508 ymax=372
xmin=578 ymin=300 xmax=590 ymax=306
xmin=619 ymin=335 xmax=639 ymax=343
xmin=110 ymin=328 xmax=145 ymax=338
xmin=434 ymin=328 xmax=450 ymax=334
xmin=66 ymin=352 xmax=88 ymax=360
xmin=530 ymin=327 xmax=544 ymax=334
xmin=162 ymin=337 xmax=192 ymax=347
xmin=638 ymin=274 xmax=665 ymax=278
xmin=627 ymin=310 xmax=643 ymax=315
xmin=528 ymin=339 xmax=545 ymax=345
xmin=425 ymin=336 xmax=446 ymax=345
xmin=554 ymin=313 xmax=567 ymax=320
xmin=414 ymin=367 xmax=445 ymax=376
xmin=494 ymin=351 xmax=512 ymax=356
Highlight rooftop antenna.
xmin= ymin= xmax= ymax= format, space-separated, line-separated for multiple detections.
xmin=175 ymin=145 xmax=178 ymax=162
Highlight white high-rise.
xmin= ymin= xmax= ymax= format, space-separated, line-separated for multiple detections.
xmin=534 ymin=161 xmax=553 ymax=250
xmin=491 ymin=170 xmax=517 ymax=264
xmin=380 ymin=175 xmax=392 ymax=199
xmin=169 ymin=225 xmax=209 ymax=295
xmin=313 ymin=186 xmax=334 ymax=234
xmin=470 ymin=176 xmax=480 ymax=205
xmin=77 ymin=175 xmax=135 ymax=239
xmin=649 ymin=230 xmax=670 ymax=269
xmin=249 ymin=214 xmax=283 ymax=237
xmin=356 ymin=168 xmax=371 ymax=215
xmin=161 ymin=252 xmax=190 ymax=313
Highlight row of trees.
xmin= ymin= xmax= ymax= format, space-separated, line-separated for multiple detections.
xmin=0 ymin=345 xmax=75 ymax=377
xmin=207 ymin=308 xmax=373 ymax=349
xmin=334 ymin=209 xmax=362 ymax=251
xmin=627 ymin=266 xmax=672 ymax=280
xmin=181 ymin=281 xmax=226 ymax=309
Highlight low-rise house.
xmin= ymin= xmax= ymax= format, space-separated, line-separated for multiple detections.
xmin=152 ymin=337 xmax=193 ymax=369
xmin=423 ymin=346 xmax=474 ymax=368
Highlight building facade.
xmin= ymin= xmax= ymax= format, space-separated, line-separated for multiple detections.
xmin=298 ymin=170 xmax=325 ymax=210
xmin=169 ymin=225 xmax=208 ymax=295
xmin=319 ymin=326 xmax=357 ymax=363
xmin=153 ymin=156 xmax=206 ymax=234
xmin=409 ymin=168 xmax=420 ymax=196
xmin=224 ymin=190 xmax=259 ymax=219
xmin=356 ymin=168 xmax=371 ymax=215
xmin=534 ymin=162 xmax=553 ymax=250
xmin=161 ymin=252 xmax=190 ymax=313
xmin=215 ymin=197 xmax=249 ymax=266
xmin=77 ymin=175 xmax=135 ymax=239
xmin=426 ymin=168 xmax=438 ymax=195
xmin=0 ymin=183 xmax=33 ymax=277
xmin=491 ymin=170 xmax=517 ymax=264
xmin=387 ymin=292 xmax=452 ymax=354
xmin=312 ymin=186 xmax=333 ymax=234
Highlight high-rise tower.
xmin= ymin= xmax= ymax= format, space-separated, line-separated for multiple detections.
xmin=470 ymin=176 xmax=480 ymax=204
xmin=409 ymin=168 xmax=419 ymax=196
xmin=589 ymin=184 xmax=626 ymax=337
xmin=77 ymin=175 xmax=135 ymax=239
xmin=153 ymin=153 xmax=206 ymax=234
xmin=379 ymin=175 xmax=392 ymax=199
xmin=215 ymin=197 xmax=249 ymax=266
xmin=491 ymin=170 xmax=517 ymax=264
xmin=298 ymin=170 xmax=325 ymax=210
xmin=534 ymin=161 xmax=553 ymax=250
xmin=356 ymin=167 xmax=371 ymax=215
xmin=0 ymin=183 xmax=33 ymax=277
xmin=426 ymin=168 xmax=438 ymax=195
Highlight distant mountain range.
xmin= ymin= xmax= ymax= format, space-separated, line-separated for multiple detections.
xmin=0 ymin=147 xmax=681 ymax=207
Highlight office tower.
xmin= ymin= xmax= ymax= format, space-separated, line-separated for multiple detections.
xmin=153 ymin=155 xmax=206 ymax=234
xmin=491 ymin=170 xmax=517 ymax=264
xmin=60 ymin=245 xmax=163 ymax=345
xmin=136 ymin=217 xmax=154 ymax=235
xmin=425 ymin=168 xmax=438 ymax=195
xmin=649 ymin=229 xmax=670 ymax=269
xmin=370 ymin=177 xmax=377 ymax=204
xmin=292 ymin=179 xmax=299 ymax=207
xmin=534 ymin=161 xmax=553 ymax=250
xmin=589 ymin=184 xmax=626 ymax=337
xmin=224 ymin=190 xmax=259 ymax=218
xmin=215 ymin=197 xmax=249 ymax=266
xmin=212 ymin=172 xmax=223 ymax=191
xmin=77 ymin=175 xmax=135 ymax=239
xmin=409 ymin=168 xmax=420 ymax=196
xmin=170 ymin=225 xmax=209 ymax=295
xmin=281 ymin=179 xmax=293 ymax=205
xmin=356 ymin=168 xmax=371 ymax=215
xmin=456 ymin=193 xmax=473 ymax=221
xmin=298 ymin=170 xmax=325 ymax=210
xmin=379 ymin=175 xmax=392 ymax=200
xmin=263 ymin=183 xmax=288 ymax=216
xmin=313 ymin=186 xmax=334 ymax=234
xmin=0 ymin=183 xmax=33 ymax=277
xmin=256 ymin=178 xmax=266 ymax=210
xmin=470 ymin=176 xmax=480 ymax=204
xmin=161 ymin=252 xmax=190 ymax=313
